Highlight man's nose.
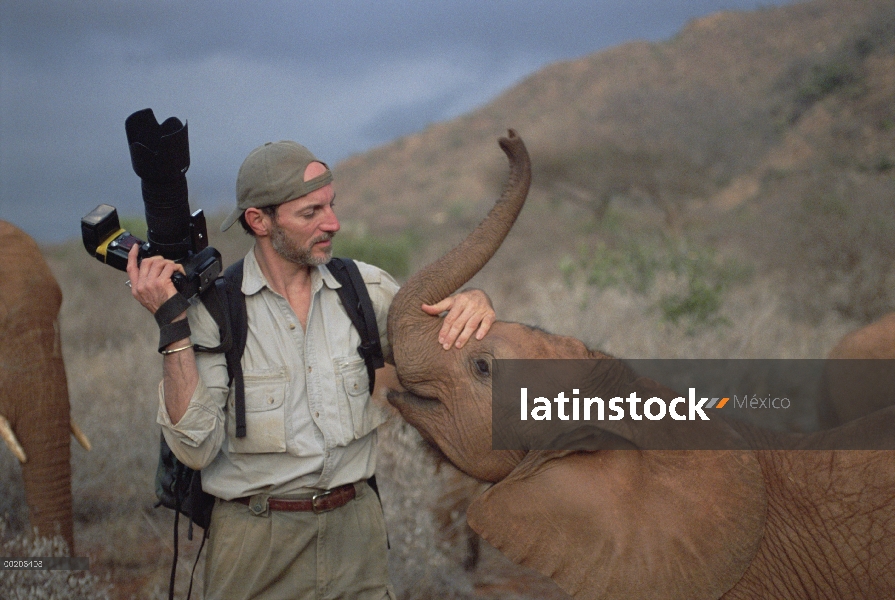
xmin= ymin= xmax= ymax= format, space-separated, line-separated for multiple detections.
xmin=321 ymin=207 xmax=340 ymax=233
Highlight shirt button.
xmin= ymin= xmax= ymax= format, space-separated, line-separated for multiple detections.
xmin=314 ymin=411 xmax=320 ymax=418
xmin=308 ymin=366 xmax=312 ymax=373
xmin=289 ymin=323 xmax=296 ymax=330
xmin=267 ymin=397 xmax=274 ymax=405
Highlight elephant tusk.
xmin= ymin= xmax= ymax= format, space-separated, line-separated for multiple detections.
xmin=0 ymin=414 xmax=27 ymax=463
xmin=70 ymin=419 xmax=92 ymax=452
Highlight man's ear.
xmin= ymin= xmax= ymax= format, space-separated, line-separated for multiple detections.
xmin=467 ymin=449 xmax=766 ymax=600
xmin=243 ymin=207 xmax=271 ymax=237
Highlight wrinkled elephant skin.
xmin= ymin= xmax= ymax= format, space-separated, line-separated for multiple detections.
xmin=0 ymin=221 xmax=75 ymax=552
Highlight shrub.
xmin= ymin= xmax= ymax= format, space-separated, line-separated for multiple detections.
xmin=565 ymin=235 xmax=751 ymax=332
xmin=332 ymin=231 xmax=417 ymax=279
xmin=795 ymin=60 xmax=858 ymax=107
xmin=660 ymin=279 xmax=728 ymax=329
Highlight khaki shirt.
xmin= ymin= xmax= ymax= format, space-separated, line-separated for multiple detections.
xmin=157 ymin=247 xmax=399 ymax=499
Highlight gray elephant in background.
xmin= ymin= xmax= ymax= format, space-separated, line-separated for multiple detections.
xmin=384 ymin=132 xmax=895 ymax=599
xmin=0 ymin=221 xmax=91 ymax=553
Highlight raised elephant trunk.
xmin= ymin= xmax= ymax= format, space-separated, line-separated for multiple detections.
xmin=387 ymin=130 xmax=531 ymax=382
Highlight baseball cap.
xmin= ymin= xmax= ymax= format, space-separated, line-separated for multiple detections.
xmin=220 ymin=140 xmax=333 ymax=232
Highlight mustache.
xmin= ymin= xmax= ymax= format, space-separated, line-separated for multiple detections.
xmin=310 ymin=232 xmax=335 ymax=246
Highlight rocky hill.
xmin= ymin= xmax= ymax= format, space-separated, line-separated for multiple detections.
xmin=327 ymin=0 xmax=894 ymax=323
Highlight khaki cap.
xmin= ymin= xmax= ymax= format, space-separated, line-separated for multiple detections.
xmin=221 ymin=140 xmax=333 ymax=232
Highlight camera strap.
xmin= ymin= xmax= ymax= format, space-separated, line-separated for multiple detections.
xmin=155 ymin=294 xmax=193 ymax=352
xmin=154 ymin=293 xmax=191 ymax=326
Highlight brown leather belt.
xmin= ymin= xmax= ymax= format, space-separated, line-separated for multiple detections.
xmin=234 ymin=483 xmax=356 ymax=514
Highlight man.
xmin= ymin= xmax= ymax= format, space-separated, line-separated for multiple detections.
xmin=127 ymin=140 xmax=495 ymax=599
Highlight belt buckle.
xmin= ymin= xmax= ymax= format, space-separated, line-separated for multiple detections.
xmin=311 ymin=489 xmax=335 ymax=514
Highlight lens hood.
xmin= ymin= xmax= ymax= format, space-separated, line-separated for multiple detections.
xmin=125 ymin=108 xmax=190 ymax=182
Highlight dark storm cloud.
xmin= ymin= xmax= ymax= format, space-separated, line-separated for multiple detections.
xmin=0 ymin=0 xmax=791 ymax=242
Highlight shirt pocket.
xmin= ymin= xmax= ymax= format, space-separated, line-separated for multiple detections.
xmin=334 ymin=357 xmax=390 ymax=441
xmin=226 ymin=367 xmax=288 ymax=454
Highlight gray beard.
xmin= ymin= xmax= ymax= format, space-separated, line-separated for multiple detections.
xmin=270 ymin=223 xmax=333 ymax=267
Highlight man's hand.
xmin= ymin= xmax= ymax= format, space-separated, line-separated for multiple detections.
xmin=422 ymin=289 xmax=495 ymax=350
xmin=127 ymin=243 xmax=197 ymax=424
xmin=125 ymin=242 xmax=186 ymax=316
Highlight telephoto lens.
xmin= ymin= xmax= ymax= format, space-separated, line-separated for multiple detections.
xmin=125 ymin=108 xmax=192 ymax=260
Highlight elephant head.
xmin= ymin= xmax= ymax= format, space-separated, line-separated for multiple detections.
xmin=0 ymin=221 xmax=91 ymax=553
xmin=385 ymin=134 xmax=895 ymax=599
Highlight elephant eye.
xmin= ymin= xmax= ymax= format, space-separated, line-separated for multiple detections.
xmin=473 ymin=358 xmax=491 ymax=377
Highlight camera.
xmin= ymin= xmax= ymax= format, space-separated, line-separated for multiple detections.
xmin=81 ymin=109 xmax=221 ymax=298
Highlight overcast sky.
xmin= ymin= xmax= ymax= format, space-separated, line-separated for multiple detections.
xmin=1 ymin=0 xmax=792 ymax=243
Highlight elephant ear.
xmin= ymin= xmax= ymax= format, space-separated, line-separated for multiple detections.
xmin=467 ymin=449 xmax=766 ymax=600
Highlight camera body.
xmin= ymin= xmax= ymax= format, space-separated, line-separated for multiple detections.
xmin=81 ymin=204 xmax=221 ymax=298
xmin=81 ymin=109 xmax=221 ymax=298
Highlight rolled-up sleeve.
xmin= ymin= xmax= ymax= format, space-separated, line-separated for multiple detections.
xmin=156 ymin=299 xmax=230 ymax=470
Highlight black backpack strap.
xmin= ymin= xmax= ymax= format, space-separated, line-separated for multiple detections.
xmin=327 ymin=259 xmax=389 ymax=541
xmin=328 ymin=258 xmax=385 ymax=393
xmin=195 ymin=280 xmax=232 ymax=355
xmin=195 ymin=259 xmax=248 ymax=437
xmin=222 ymin=260 xmax=248 ymax=438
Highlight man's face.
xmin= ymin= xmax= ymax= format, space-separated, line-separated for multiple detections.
xmin=268 ymin=162 xmax=339 ymax=267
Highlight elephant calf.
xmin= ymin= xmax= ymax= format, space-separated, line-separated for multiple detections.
xmin=383 ymin=132 xmax=895 ymax=600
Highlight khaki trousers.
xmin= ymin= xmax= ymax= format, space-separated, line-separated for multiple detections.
xmin=203 ymin=482 xmax=395 ymax=600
